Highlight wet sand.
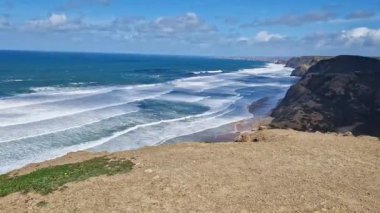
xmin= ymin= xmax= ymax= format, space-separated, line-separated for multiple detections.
xmin=171 ymin=97 xmax=274 ymax=143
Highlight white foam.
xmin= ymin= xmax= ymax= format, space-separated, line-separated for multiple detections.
xmin=156 ymin=93 xmax=207 ymax=103
xmin=0 ymin=86 xmax=170 ymax=127
xmin=94 ymin=108 xmax=239 ymax=152
xmin=0 ymin=107 xmax=139 ymax=143
xmin=172 ymin=75 xmax=234 ymax=92
xmin=192 ymin=70 xmax=223 ymax=75
xmin=0 ymin=86 xmax=114 ymax=110
xmin=0 ymin=107 xmax=234 ymax=174
xmin=0 ymin=62 xmax=295 ymax=174
xmin=0 ymin=79 xmax=26 ymax=83
xmin=238 ymin=63 xmax=291 ymax=75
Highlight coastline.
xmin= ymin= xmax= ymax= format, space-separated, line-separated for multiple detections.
xmin=2 ymin=95 xmax=277 ymax=176
xmin=165 ymin=96 xmax=277 ymax=143
xmin=0 ymin=62 xmax=294 ymax=174
xmin=1 ymin=55 xmax=380 ymax=212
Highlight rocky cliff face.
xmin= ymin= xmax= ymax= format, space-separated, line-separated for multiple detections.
xmin=286 ymin=56 xmax=331 ymax=76
xmin=271 ymin=55 xmax=380 ymax=137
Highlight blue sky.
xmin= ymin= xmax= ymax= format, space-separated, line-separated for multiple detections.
xmin=0 ymin=0 xmax=379 ymax=56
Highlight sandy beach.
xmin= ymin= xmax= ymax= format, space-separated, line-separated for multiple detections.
xmin=1 ymin=129 xmax=379 ymax=212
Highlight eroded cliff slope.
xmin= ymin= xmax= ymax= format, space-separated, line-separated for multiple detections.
xmin=271 ymin=55 xmax=380 ymax=136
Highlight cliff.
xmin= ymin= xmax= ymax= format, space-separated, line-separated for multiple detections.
xmin=271 ymin=55 xmax=380 ymax=137
xmin=285 ymin=56 xmax=331 ymax=76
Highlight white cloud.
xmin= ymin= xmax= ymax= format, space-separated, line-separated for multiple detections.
xmin=20 ymin=12 xmax=217 ymax=45
xmin=25 ymin=13 xmax=84 ymax=31
xmin=231 ymin=31 xmax=285 ymax=46
xmin=110 ymin=12 xmax=218 ymax=43
xmin=236 ymin=37 xmax=250 ymax=43
xmin=48 ymin=14 xmax=67 ymax=26
xmin=303 ymin=27 xmax=380 ymax=48
xmin=254 ymin=31 xmax=284 ymax=42
xmin=28 ymin=13 xmax=67 ymax=28
xmin=146 ymin=12 xmax=216 ymax=37
xmin=340 ymin=27 xmax=380 ymax=46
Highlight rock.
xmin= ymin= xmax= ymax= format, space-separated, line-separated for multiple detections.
xmin=285 ymin=56 xmax=331 ymax=77
xmin=271 ymin=55 xmax=380 ymax=137
xmin=235 ymin=131 xmax=267 ymax=143
xmin=342 ymin=132 xmax=353 ymax=136
xmin=144 ymin=169 xmax=153 ymax=173
xmin=258 ymin=126 xmax=268 ymax=130
xmin=251 ymin=132 xmax=266 ymax=142
xmin=291 ymin=64 xmax=311 ymax=76
xmin=234 ymin=132 xmax=252 ymax=143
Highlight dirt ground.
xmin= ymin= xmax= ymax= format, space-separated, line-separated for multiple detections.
xmin=0 ymin=129 xmax=379 ymax=212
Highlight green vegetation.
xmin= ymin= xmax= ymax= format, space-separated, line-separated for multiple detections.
xmin=0 ymin=157 xmax=134 ymax=197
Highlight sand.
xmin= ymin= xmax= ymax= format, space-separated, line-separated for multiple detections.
xmin=0 ymin=129 xmax=379 ymax=212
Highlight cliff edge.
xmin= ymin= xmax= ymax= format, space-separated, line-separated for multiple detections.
xmin=286 ymin=56 xmax=331 ymax=76
xmin=271 ymin=55 xmax=380 ymax=136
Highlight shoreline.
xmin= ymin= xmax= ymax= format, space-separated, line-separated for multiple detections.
xmin=0 ymin=98 xmax=275 ymax=175
xmin=0 ymin=62 xmax=293 ymax=174
xmin=167 ymin=94 xmax=281 ymax=144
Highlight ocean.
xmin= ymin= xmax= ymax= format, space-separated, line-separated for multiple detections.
xmin=0 ymin=50 xmax=295 ymax=174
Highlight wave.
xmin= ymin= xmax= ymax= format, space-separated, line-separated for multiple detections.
xmin=94 ymin=108 xmax=239 ymax=152
xmin=0 ymin=79 xmax=27 ymax=83
xmin=0 ymin=102 xmax=232 ymax=174
xmin=0 ymin=86 xmax=114 ymax=110
xmin=0 ymin=108 xmax=139 ymax=143
xmin=0 ymin=87 xmax=171 ymax=127
xmin=0 ymin=63 xmax=290 ymax=128
xmin=0 ymin=63 xmax=295 ymax=174
xmin=71 ymin=98 xmax=237 ymax=150
xmin=69 ymin=82 xmax=98 ymax=86
xmin=0 ymin=63 xmax=289 ymax=109
xmin=192 ymin=70 xmax=223 ymax=75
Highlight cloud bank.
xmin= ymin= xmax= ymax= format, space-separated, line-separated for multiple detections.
xmin=1 ymin=7 xmax=379 ymax=56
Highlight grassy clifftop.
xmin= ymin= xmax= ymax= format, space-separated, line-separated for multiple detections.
xmin=0 ymin=157 xmax=133 ymax=197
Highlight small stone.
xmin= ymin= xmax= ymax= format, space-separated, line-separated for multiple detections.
xmin=342 ymin=131 xmax=353 ymax=136
xmin=163 ymin=187 xmax=172 ymax=194
xmin=235 ymin=132 xmax=252 ymax=143
xmin=258 ymin=126 xmax=268 ymax=130
xmin=144 ymin=169 xmax=153 ymax=173
xmin=153 ymin=175 xmax=160 ymax=180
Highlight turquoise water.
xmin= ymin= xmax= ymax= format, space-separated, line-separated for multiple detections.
xmin=0 ymin=50 xmax=295 ymax=173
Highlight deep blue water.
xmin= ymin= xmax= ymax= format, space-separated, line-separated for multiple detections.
xmin=0 ymin=51 xmax=263 ymax=97
xmin=0 ymin=50 xmax=295 ymax=174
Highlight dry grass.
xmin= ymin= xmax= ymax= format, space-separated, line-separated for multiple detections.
xmin=0 ymin=129 xmax=379 ymax=212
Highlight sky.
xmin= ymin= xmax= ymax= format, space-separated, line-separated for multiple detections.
xmin=0 ymin=0 xmax=379 ymax=56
